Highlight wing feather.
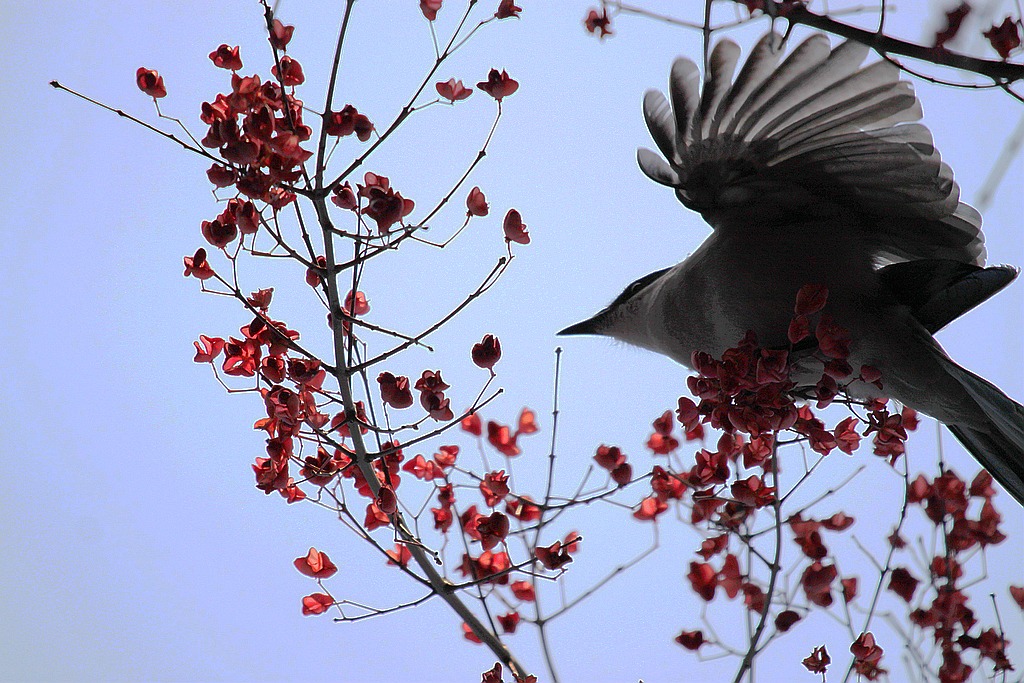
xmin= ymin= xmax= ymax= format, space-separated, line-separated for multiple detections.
xmin=638 ymin=31 xmax=985 ymax=266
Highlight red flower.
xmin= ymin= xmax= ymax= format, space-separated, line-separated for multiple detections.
xmin=420 ymin=0 xmax=442 ymax=21
xmin=301 ymin=592 xmax=334 ymax=616
xmin=375 ymin=485 xmax=398 ymax=515
xmin=802 ymin=645 xmax=831 ymax=675
xmin=201 ymin=217 xmax=238 ymax=248
xmin=206 ymin=164 xmax=236 ymax=188
xmin=268 ymin=19 xmax=294 ymax=50
xmin=477 ymin=69 xmax=519 ymax=101
xmin=331 ymin=182 xmax=358 ymax=210
xmin=594 ymin=444 xmax=625 ymax=470
xmin=294 ymin=547 xmax=338 ymax=579
xmin=193 ymin=335 xmax=225 ymax=363
xmin=472 ymin=334 xmax=502 ymax=370
xmin=502 ymin=208 xmax=530 ymax=244
xmin=325 ymin=105 xmax=374 ymax=141
xmin=1010 ymin=585 xmax=1024 ymax=609
xmin=273 ymin=56 xmax=303 ymax=86
xmin=510 ymin=580 xmax=535 ymax=601
xmin=481 ymin=663 xmax=501 ymax=682
xmin=437 ymin=78 xmax=473 ymax=102
xmin=633 ymin=496 xmax=668 ymax=520
xmin=518 ymin=408 xmax=538 ymax=434
xmin=687 ymin=561 xmax=718 ymax=601
xmin=984 ymin=17 xmax=1022 ymax=58
xmin=463 ymin=622 xmax=482 ymax=645
xmin=135 ymin=67 xmax=166 ymax=98
xmin=434 ymin=445 xmax=459 ymax=469
xmin=477 ymin=512 xmax=510 ymax=551
xmin=535 ymin=541 xmax=573 ymax=570
xmin=842 ymin=577 xmax=858 ymax=603
xmin=802 ymin=561 xmax=837 ymax=607
xmin=386 ymin=543 xmax=412 ymax=567
xmin=495 ymin=0 xmax=522 ymax=18
xmin=209 ymin=44 xmax=242 ymax=71
xmin=583 ymin=9 xmax=613 ymax=38
xmin=506 ymin=496 xmax=541 ymax=522
xmin=887 ymin=567 xmax=919 ymax=602
xmin=497 ymin=611 xmax=520 ymax=633
xmin=775 ymin=610 xmax=800 ymax=632
xmin=462 ymin=413 xmax=483 ymax=435
xmin=794 ymin=283 xmax=828 ymax=315
xmin=935 ymin=3 xmax=971 ymax=48
xmin=466 ymin=186 xmax=489 ymax=216
xmin=675 ymin=630 xmax=705 ymax=650
xmin=480 ymin=470 xmax=510 ymax=507
xmin=358 ymin=172 xmax=415 ymax=233
xmin=487 ymin=421 xmax=520 ymax=456
xmin=850 ymin=632 xmax=886 ymax=680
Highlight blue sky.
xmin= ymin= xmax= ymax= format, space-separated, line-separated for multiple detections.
xmin=3 ymin=1 xmax=1022 ymax=681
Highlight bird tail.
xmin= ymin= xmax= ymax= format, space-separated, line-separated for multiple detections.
xmin=942 ymin=360 xmax=1024 ymax=506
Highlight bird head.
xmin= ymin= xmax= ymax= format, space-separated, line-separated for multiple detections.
xmin=558 ymin=267 xmax=670 ymax=346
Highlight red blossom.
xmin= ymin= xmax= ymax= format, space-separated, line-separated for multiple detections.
xmin=535 ymin=540 xmax=573 ymax=570
xmin=472 ymin=334 xmax=502 ymax=370
xmin=502 ymin=208 xmax=530 ymax=244
xmin=487 ymin=421 xmax=520 ymax=456
xmin=184 ymin=248 xmax=216 ymax=280
xmin=325 ymin=104 xmax=374 ymax=141
xmin=476 ymin=511 xmax=510 ymax=551
xmin=888 ymin=567 xmax=919 ymax=603
xmin=584 ymin=8 xmax=613 ymax=38
xmin=687 ymin=561 xmax=718 ymax=601
xmin=301 ymin=592 xmax=334 ymax=616
xmin=437 ymin=78 xmax=473 ymax=102
xmin=386 ymin=543 xmax=412 ymax=567
xmin=984 ymin=17 xmax=1022 ymax=58
xmin=477 ymin=69 xmax=519 ymax=101
xmin=463 ymin=622 xmax=482 ymax=644
xmin=272 ymin=55 xmax=305 ymax=86
xmin=268 ymin=19 xmax=294 ymax=50
xmin=510 ymin=580 xmax=535 ymax=601
xmin=462 ymin=413 xmax=483 ymax=435
xmin=378 ymin=372 xmax=414 ymax=409
xmin=209 ymin=44 xmax=242 ymax=71
xmin=1010 ymin=585 xmax=1024 ymax=609
xmin=802 ymin=561 xmax=837 ymax=607
xmin=850 ymin=632 xmax=886 ymax=680
xmin=802 ymin=645 xmax=831 ymax=675
xmin=495 ymin=0 xmax=522 ymax=19
xmin=795 ymin=284 xmax=828 ymax=315
xmin=675 ymin=630 xmax=705 ymax=650
xmin=358 ymin=172 xmax=415 ymax=233
xmin=842 ymin=577 xmax=858 ymax=603
xmin=517 ymin=408 xmax=538 ymax=434
xmin=135 ymin=67 xmax=166 ymax=98
xmin=506 ymin=496 xmax=541 ymax=522
xmin=633 ymin=496 xmax=668 ymax=520
xmin=497 ymin=611 xmax=520 ymax=633
xmin=594 ymin=444 xmax=626 ymax=470
xmin=775 ymin=610 xmax=801 ymax=632
xmin=935 ymin=3 xmax=971 ymax=48
xmin=466 ymin=186 xmax=489 ymax=216
xmin=294 ymin=547 xmax=338 ymax=579
xmin=331 ymin=182 xmax=358 ymax=210
xmin=193 ymin=335 xmax=225 ymax=363
xmin=420 ymin=0 xmax=443 ymax=21
xmin=480 ymin=470 xmax=510 ymax=507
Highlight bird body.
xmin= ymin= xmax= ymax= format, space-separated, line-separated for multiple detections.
xmin=560 ymin=31 xmax=1024 ymax=505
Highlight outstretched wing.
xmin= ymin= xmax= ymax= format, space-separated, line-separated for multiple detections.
xmin=638 ymin=32 xmax=985 ymax=266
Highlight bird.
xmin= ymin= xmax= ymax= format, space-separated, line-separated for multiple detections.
xmin=558 ymin=31 xmax=1024 ymax=506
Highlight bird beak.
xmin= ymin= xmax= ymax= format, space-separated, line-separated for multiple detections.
xmin=558 ymin=315 xmax=603 ymax=336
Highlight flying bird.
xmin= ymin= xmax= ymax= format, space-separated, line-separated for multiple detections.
xmin=559 ymin=32 xmax=1024 ymax=506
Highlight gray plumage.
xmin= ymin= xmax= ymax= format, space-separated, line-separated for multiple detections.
xmin=560 ymin=32 xmax=1024 ymax=506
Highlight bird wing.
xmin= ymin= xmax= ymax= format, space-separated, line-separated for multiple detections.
xmin=638 ymin=32 xmax=985 ymax=266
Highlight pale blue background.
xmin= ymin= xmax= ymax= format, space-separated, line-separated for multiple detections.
xmin=3 ymin=1 xmax=1022 ymax=681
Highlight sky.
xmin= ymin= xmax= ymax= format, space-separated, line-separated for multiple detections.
xmin=3 ymin=1 xmax=1023 ymax=682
